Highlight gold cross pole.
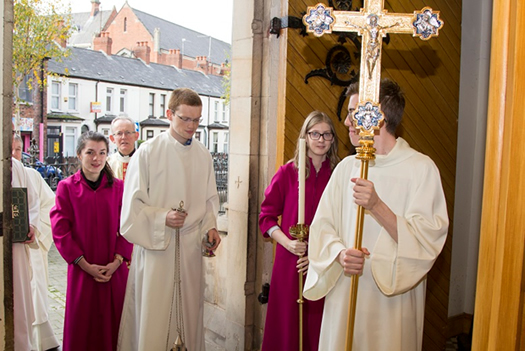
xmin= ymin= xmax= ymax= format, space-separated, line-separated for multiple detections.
xmin=303 ymin=2 xmax=443 ymax=350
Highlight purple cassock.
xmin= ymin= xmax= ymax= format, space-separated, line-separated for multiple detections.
xmin=50 ymin=171 xmax=133 ymax=351
xmin=259 ymin=158 xmax=332 ymax=351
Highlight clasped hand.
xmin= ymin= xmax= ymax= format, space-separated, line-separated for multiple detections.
xmin=296 ymin=256 xmax=309 ymax=275
xmin=286 ymin=239 xmax=307 ymax=257
xmin=351 ymin=177 xmax=380 ymax=210
xmin=23 ymin=225 xmax=36 ymax=245
xmin=79 ymin=258 xmax=121 ymax=283
xmin=165 ymin=208 xmax=188 ymax=229
xmin=339 ymin=247 xmax=370 ymax=276
xmin=288 ymin=240 xmax=309 ymax=274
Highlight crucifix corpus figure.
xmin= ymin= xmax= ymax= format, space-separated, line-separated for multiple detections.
xmin=347 ymin=13 xmax=398 ymax=79
xmin=302 ymin=1 xmax=447 ymax=350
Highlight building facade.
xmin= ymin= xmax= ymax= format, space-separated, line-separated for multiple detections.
xmin=44 ymin=47 xmax=229 ymax=158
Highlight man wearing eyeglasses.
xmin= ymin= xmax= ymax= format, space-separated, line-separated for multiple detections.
xmin=108 ymin=115 xmax=139 ymax=181
xmin=118 ymin=88 xmax=221 ymax=351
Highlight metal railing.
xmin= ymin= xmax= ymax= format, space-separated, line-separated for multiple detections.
xmin=41 ymin=149 xmax=229 ymax=213
xmin=45 ymin=154 xmax=80 ymax=178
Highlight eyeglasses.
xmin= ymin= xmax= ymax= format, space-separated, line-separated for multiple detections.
xmin=308 ymin=131 xmax=334 ymax=141
xmin=113 ymin=131 xmax=135 ymax=138
xmin=175 ymin=112 xmax=202 ymax=125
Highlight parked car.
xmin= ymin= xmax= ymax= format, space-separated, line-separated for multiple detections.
xmin=22 ymin=152 xmax=64 ymax=190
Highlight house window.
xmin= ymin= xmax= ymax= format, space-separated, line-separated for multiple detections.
xmin=223 ymin=132 xmax=229 ymax=153
xmin=149 ymin=93 xmax=155 ymax=117
xmin=106 ymin=88 xmax=113 ymax=113
xmin=194 ymin=131 xmax=201 ymax=141
xmin=18 ymin=75 xmax=33 ymax=103
xmin=68 ymin=83 xmax=78 ymax=111
xmin=120 ymin=89 xmax=127 ymax=113
xmin=102 ymin=128 xmax=109 ymax=136
xmin=51 ymin=81 xmax=61 ymax=110
xmin=160 ymin=94 xmax=166 ymax=117
xmin=124 ymin=18 xmax=127 ymax=32
xmin=222 ymin=102 xmax=227 ymax=122
xmin=146 ymin=130 xmax=154 ymax=139
xmin=64 ymin=127 xmax=77 ymax=157
xmin=214 ymin=101 xmax=220 ymax=122
xmin=212 ymin=132 xmax=219 ymax=153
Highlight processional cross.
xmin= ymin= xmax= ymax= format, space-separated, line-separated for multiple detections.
xmin=303 ymin=1 xmax=443 ymax=350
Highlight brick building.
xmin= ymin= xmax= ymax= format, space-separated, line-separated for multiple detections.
xmin=15 ymin=0 xmax=231 ymax=161
xmin=72 ymin=0 xmax=230 ymax=75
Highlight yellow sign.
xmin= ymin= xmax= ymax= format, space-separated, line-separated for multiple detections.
xmin=90 ymin=102 xmax=102 ymax=113
xmin=54 ymin=141 xmax=59 ymax=153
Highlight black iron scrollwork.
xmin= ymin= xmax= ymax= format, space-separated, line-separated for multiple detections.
xmin=304 ymin=1 xmax=391 ymax=120
xmin=328 ymin=0 xmax=353 ymax=11
xmin=269 ymin=1 xmax=392 ymax=120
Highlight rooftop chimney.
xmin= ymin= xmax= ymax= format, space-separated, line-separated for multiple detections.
xmin=93 ymin=31 xmax=112 ymax=55
xmin=134 ymin=42 xmax=151 ymax=65
xmin=196 ymin=56 xmax=209 ymax=75
xmin=91 ymin=0 xmax=100 ymax=17
xmin=166 ymin=49 xmax=181 ymax=68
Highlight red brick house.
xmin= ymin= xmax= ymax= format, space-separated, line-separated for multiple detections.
xmin=73 ymin=1 xmax=230 ymax=76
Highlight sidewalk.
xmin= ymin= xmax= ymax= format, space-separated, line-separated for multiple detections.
xmin=47 ymin=244 xmax=66 ymax=344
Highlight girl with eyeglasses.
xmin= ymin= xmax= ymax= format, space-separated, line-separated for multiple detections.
xmin=259 ymin=111 xmax=340 ymax=351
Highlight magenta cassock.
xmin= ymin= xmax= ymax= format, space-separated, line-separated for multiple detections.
xmin=259 ymin=158 xmax=332 ymax=351
xmin=51 ymin=171 xmax=133 ymax=351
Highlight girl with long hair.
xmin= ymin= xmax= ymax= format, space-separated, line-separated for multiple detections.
xmin=51 ymin=131 xmax=133 ymax=351
xmin=259 ymin=111 xmax=340 ymax=351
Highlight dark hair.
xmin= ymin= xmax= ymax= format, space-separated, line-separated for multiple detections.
xmin=77 ymin=131 xmax=115 ymax=186
xmin=168 ymin=88 xmax=202 ymax=112
xmin=292 ymin=111 xmax=340 ymax=178
xmin=345 ymin=78 xmax=405 ymax=134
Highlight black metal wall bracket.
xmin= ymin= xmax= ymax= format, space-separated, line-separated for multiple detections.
xmin=269 ymin=16 xmax=307 ymax=38
xmin=258 ymin=283 xmax=270 ymax=304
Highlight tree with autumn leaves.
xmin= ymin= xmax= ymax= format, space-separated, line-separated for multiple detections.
xmin=12 ymin=0 xmax=71 ymax=132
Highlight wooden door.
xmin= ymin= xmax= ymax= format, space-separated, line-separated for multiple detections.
xmin=472 ymin=0 xmax=525 ymax=349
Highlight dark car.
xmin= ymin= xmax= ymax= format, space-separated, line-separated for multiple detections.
xmin=22 ymin=152 xmax=64 ymax=190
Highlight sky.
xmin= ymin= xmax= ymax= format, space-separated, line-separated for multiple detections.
xmin=68 ymin=0 xmax=234 ymax=43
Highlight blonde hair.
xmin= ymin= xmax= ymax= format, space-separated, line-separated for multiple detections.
xmin=291 ymin=111 xmax=340 ymax=178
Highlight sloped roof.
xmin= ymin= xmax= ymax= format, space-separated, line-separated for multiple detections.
xmin=47 ymin=113 xmax=85 ymax=121
xmin=47 ymin=47 xmax=225 ymax=98
xmin=208 ymin=123 xmax=229 ymax=129
xmin=94 ymin=115 xmax=116 ymax=124
xmin=69 ymin=10 xmax=116 ymax=48
xmin=133 ymin=9 xmax=231 ymax=65
xmin=140 ymin=117 xmax=170 ymax=126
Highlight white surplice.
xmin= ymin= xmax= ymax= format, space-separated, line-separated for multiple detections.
xmin=303 ymin=138 xmax=449 ymax=351
xmin=25 ymin=168 xmax=59 ymax=350
xmin=118 ymin=132 xmax=219 ymax=351
xmin=107 ymin=151 xmax=133 ymax=181
xmin=12 ymin=158 xmax=39 ymax=351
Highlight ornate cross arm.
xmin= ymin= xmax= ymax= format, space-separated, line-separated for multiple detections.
xmin=303 ymin=2 xmax=444 ymax=121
